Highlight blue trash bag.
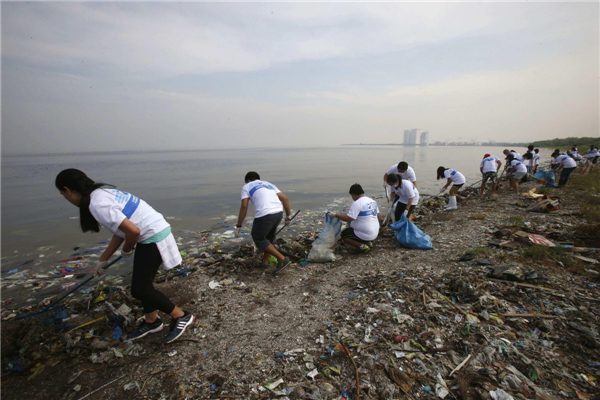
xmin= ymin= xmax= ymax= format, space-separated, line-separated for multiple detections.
xmin=307 ymin=214 xmax=343 ymax=262
xmin=534 ymin=170 xmax=557 ymax=188
xmin=390 ymin=214 xmax=433 ymax=249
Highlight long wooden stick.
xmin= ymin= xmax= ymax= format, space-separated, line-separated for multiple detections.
xmin=501 ymin=313 xmax=555 ymax=318
xmin=339 ymin=341 xmax=360 ymax=396
xmin=487 ymin=279 xmax=562 ymax=293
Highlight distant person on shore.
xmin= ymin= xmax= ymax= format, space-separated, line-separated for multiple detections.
xmin=237 ymin=172 xmax=292 ymax=273
xmin=437 ymin=167 xmax=466 ymax=210
xmin=383 ymin=162 xmax=418 ymax=192
xmin=525 ymin=145 xmax=535 ymax=174
xmin=506 ymin=154 xmax=527 ymax=194
xmin=533 ymin=149 xmax=541 ymax=174
xmin=569 ymin=147 xmax=582 ymax=162
xmin=551 ymin=150 xmax=577 ymax=187
xmin=327 ymin=184 xmax=380 ymax=253
xmin=386 ymin=174 xmax=419 ymax=221
xmin=55 ymin=169 xmax=194 ymax=344
xmin=503 ymin=149 xmax=523 ymax=161
xmin=586 ymin=145 xmax=599 ymax=165
xmin=479 ymin=153 xmax=502 ymax=197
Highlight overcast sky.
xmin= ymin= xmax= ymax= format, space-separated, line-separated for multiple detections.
xmin=2 ymin=2 xmax=598 ymax=154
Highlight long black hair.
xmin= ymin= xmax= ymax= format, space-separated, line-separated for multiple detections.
xmin=437 ymin=166 xmax=447 ymax=180
xmin=55 ymin=169 xmax=114 ymax=233
xmin=386 ymin=174 xmax=402 ymax=187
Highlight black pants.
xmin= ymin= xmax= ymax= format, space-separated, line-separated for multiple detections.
xmin=395 ymin=201 xmax=415 ymax=221
xmin=558 ymin=167 xmax=575 ymax=186
xmin=251 ymin=211 xmax=283 ymax=250
xmin=131 ymin=243 xmax=175 ymax=314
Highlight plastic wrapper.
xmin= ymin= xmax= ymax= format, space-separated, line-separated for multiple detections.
xmin=307 ymin=214 xmax=342 ymax=262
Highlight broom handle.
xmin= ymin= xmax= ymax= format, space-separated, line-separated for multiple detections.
xmin=44 ymin=256 xmax=123 ymax=310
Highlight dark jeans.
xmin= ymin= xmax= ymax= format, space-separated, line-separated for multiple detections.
xmin=394 ymin=201 xmax=415 ymax=221
xmin=251 ymin=211 xmax=283 ymax=250
xmin=131 ymin=243 xmax=176 ymax=314
xmin=559 ymin=167 xmax=575 ymax=186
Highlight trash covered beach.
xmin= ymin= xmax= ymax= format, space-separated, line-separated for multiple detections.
xmin=1 ymin=172 xmax=599 ymax=400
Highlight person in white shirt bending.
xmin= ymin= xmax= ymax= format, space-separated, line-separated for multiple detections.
xmin=385 ymin=174 xmax=419 ymax=221
xmin=506 ymin=154 xmax=528 ymax=194
xmin=237 ymin=171 xmax=292 ymax=274
xmin=55 ymin=169 xmax=194 ymax=344
xmin=479 ymin=154 xmax=502 ymax=197
xmin=551 ymin=150 xmax=577 ymax=187
xmin=436 ymin=167 xmax=466 ymax=210
xmin=383 ymin=161 xmax=418 ymax=190
xmin=327 ymin=184 xmax=380 ymax=254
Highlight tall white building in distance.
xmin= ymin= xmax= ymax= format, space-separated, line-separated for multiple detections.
xmin=403 ymin=129 xmax=420 ymax=146
xmin=420 ymin=131 xmax=429 ymax=146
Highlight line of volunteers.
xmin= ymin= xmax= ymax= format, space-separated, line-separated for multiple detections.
xmin=53 ymin=147 xmax=596 ymax=343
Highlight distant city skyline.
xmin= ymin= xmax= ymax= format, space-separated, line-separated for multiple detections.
xmin=2 ymin=2 xmax=598 ymax=154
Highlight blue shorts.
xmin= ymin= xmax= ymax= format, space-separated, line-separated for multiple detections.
xmin=251 ymin=212 xmax=283 ymax=250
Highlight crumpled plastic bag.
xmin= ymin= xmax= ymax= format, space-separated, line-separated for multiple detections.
xmin=307 ymin=214 xmax=343 ymax=262
xmin=533 ymin=170 xmax=557 ymax=188
xmin=390 ymin=215 xmax=432 ymax=249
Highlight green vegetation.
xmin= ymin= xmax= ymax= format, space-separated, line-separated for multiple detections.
xmin=530 ymin=136 xmax=598 ymax=150
xmin=537 ymin=187 xmax=553 ymax=195
xmin=519 ymin=245 xmax=568 ymax=261
xmin=464 ymin=247 xmax=491 ymax=256
xmin=504 ymin=216 xmax=524 ymax=226
xmin=565 ymin=169 xmax=600 ymax=245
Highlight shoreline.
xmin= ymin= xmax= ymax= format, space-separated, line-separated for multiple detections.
xmin=2 ymin=171 xmax=599 ymax=400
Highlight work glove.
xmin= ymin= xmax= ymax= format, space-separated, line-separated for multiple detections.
xmin=326 ymin=211 xmax=336 ymax=218
xmin=236 ymin=225 xmax=242 ymax=237
xmin=404 ymin=209 xmax=409 ymax=216
xmin=284 ymin=215 xmax=292 ymax=226
xmin=383 ymin=184 xmax=387 ymax=190
xmin=94 ymin=261 xmax=108 ymax=277
xmin=121 ymin=248 xmax=134 ymax=259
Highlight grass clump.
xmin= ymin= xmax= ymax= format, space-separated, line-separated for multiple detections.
xmin=568 ymin=169 xmax=600 ymax=224
xmin=464 ymin=247 xmax=491 ymax=256
xmin=469 ymin=213 xmax=488 ymax=220
xmin=504 ymin=216 xmax=524 ymax=226
xmin=537 ymin=188 xmax=553 ymax=195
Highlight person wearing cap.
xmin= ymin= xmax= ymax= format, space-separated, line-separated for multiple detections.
xmin=551 ymin=150 xmax=577 ymax=187
xmin=479 ymin=154 xmax=502 ymax=197
xmin=503 ymin=149 xmax=523 ymax=162
xmin=507 ymin=154 xmax=528 ymax=194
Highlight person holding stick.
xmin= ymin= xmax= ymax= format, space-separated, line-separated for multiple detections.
xmin=237 ymin=171 xmax=292 ymax=273
xmin=436 ymin=167 xmax=466 ymax=210
xmin=55 ymin=169 xmax=194 ymax=344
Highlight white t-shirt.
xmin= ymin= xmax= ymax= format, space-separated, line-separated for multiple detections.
xmin=443 ymin=169 xmax=466 ymax=185
xmin=391 ymin=180 xmax=420 ymax=205
xmin=386 ymin=165 xmax=417 ymax=183
xmin=533 ymin=154 xmax=540 ymax=165
xmin=554 ymin=155 xmax=577 ymax=168
xmin=587 ymin=149 xmax=599 ymax=159
xmin=480 ymin=156 xmax=500 ymax=173
xmin=89 ymin=189 xmax=170 ymax=242
xmin=510 ymin=152 xmax=523 ymax=161
xmin=241 ymin=180 xmax=283 ymax=218
xmin=510 ymin=159 xmax=527 ymax=173
xmin=347 ymin=196 xmax=379 ymax=241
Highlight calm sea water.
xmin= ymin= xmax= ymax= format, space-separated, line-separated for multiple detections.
xmin=1 ymin=146 xmax=548 ymax=258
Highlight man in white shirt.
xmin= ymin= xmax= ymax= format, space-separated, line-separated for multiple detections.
xmin=383 ymin=162 xmax=418 ymax=192
xmin=507 ymin=154 xmax=528 ymax=194
xmin=479 ymin=154 xmax=502 ymax=197
xmin=551 ymin=150 xmax=577 ymax=187
xmin=236 ymin=172 xmax=292 ymax=273
xmin=327 ymin=184 xmax=380 ymax=253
